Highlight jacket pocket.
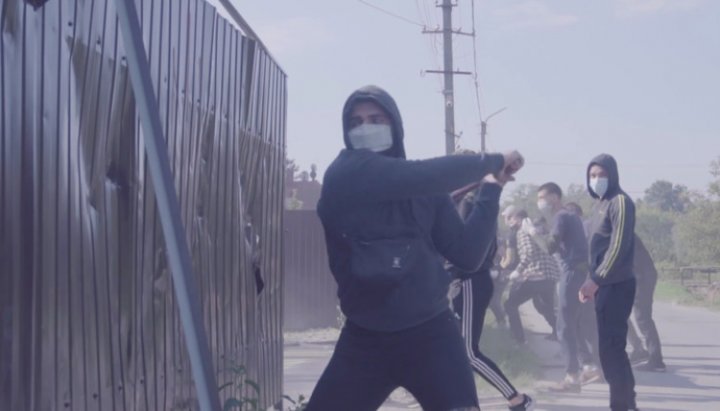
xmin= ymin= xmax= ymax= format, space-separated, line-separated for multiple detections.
xmin=347 ymin=236 xmax=423 ymax=289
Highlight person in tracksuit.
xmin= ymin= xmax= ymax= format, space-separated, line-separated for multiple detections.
xmin=307 ymin=85 xmax=527 ymax=411
xmin=627 ymin=235 xmax=666 ymax=372
xmin=579 ymin=154 xmax=639 ymax=411
xmin=450 ymin=187 xmax=534 ymax=411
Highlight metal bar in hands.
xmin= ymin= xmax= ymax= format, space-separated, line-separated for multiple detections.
xmin=113 ymin=0 xmax=222 ymax=410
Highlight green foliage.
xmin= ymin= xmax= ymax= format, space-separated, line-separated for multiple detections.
xmin=643 ymin=180 xmax=691 ymax=213
xmin=673 ymin=201 xmax=720 ymax=266
xmin=635 ymin=205 xmax=677 ymax=264
xmin=654 ymin=281 xmax=702 ymax=305
xmin=655 ymin=280 xmax=720 ymax=310
xmin=220 ymin=361 xmax=308 ymax=411
xmin=220 ymin=363 xmax=261 ymax=411
xmin=282 ymin=394 xmax=308 ymax=411
xmin=497 ymin=169 xmax=720 ymax=275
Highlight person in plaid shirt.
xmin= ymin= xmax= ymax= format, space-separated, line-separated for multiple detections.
xmin=503 ymin=209 xmax=559 ymax=345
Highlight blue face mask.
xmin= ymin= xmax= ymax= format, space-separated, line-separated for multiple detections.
xmin=590 ymin=177 xmax=609 ymax=198
xmin=348 ymin=124 xmax=393 ymax=152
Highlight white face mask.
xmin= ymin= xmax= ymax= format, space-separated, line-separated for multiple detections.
xmin=590 ymin=177 xmax=609 ymax=198
xmin=348 ymin=123 xmax=393 ymax=152
xmin=537 ymin=199 xmax=552 ymax=214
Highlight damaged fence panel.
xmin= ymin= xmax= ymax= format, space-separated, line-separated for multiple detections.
xmin=283 ymin=210 xmax=339 ymax=331
xmin=0 ymin=0 xmax=287 ymax=409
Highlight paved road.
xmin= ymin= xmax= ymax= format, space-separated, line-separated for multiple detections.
xmin=283 ymin=302 xmax=720 ymax=410
xmin=526 ymin=301 xmax=720 ymax=411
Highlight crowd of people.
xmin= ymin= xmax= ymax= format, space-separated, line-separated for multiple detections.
xmin=477 ymin=183 xmax=666 ymax=394
xmin=304 ymin=85 xmax=665 ymax=411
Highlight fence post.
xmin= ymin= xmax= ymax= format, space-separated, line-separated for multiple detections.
xmin=113 ymin=0 xmax=221 ymax=410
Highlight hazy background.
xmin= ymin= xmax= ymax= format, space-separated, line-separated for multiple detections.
xmin=225 ymin=0 xmax=719 ymax=198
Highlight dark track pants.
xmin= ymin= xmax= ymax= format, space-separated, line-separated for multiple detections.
xmin=556 ymin=270 xmax=588 ymax=375
xmin=595 ymin=279 xmax=637 ymax=411
xmin=306 ymin=310 xmax=478 ymax=411
xmin=504 ymin=279 xmax=557 ymax=343
xmin=452 ymin=272 xmax=519 ymax=400
xmin=577 ymin=300 xmax=600 ymax=367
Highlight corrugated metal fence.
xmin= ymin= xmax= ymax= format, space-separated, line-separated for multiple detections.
xmin=0 ymin=0 xmax=286 ymax=409
xmin=283 ymin=211 xmax=339 ymax=331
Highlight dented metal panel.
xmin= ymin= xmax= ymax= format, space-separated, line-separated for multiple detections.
xmin=0 ymin=0 xmax=287 ymax=409
xmin=283 ymin=210 xmax=339 ymax=331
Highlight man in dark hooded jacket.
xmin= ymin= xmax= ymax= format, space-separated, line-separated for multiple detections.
xmin=579 ymin=154 xmax=639 ymax=411
xmin=307 ymin=85 xmax=525 ymax=411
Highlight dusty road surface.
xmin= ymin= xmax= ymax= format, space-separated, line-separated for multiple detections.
xmin=523 ymin=301 xmax=720 ymax=411
xmin=284 ymin=302 xmax=720 ymax=410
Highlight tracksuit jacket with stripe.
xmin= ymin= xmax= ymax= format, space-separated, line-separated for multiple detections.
xmin=586 ymin=154 xmax=636 ymax=286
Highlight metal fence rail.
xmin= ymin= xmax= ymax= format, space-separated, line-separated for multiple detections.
xmin=0 ymin=0 xmax=287 ymax=409
xmin=678 ymin=266 xmax=720 ymax=287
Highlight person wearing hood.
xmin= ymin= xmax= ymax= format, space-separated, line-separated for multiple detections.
xmin=307 ymin=86 xmax=526 ymax=411
xmin=579 ymin=154 xmax=639 ymax=411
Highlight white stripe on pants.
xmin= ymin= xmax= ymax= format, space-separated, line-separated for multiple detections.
xmin=461 ymin=280 xmax=516 ymax=399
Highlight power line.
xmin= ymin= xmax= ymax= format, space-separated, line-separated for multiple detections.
xmin=527 ymin=161 xmax=707 ymax=169
xmin=357 ymin=0 xmax=426 ymax=27
xmin=421 ymin=1 xmax=446 ymax=91
xmin=416 ymin=0 xmax=444 ymax=89
xmin=469 ymin=0 xmax=483 ymax=128
xmin=422 ymin=0 xmax=439 ymax=29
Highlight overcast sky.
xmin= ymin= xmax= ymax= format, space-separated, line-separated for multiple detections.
xmin=221 ymin=0 xmax=719 ymax=198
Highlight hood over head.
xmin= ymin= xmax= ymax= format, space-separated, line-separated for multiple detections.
xmin=342 ymin=85 xmax=406 ymax=159
xmin=587 ymin=153 xmax=621 ymax=199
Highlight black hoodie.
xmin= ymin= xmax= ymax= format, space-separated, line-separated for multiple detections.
xmin=450 ymin=189 xmax=500 ymax=280
xmin=586 ymin=154 xmax=636 ymax=286
xmin=317 ymin=85 xmax=505 ymax=331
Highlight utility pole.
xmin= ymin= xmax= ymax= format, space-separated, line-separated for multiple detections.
xmin=440 ymin=0 xmax=455 ymax=155
xmin=423 ymin=0 xmax=473 ymax=155
xmin=480 ymin=107 xmax=507 ymax=153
